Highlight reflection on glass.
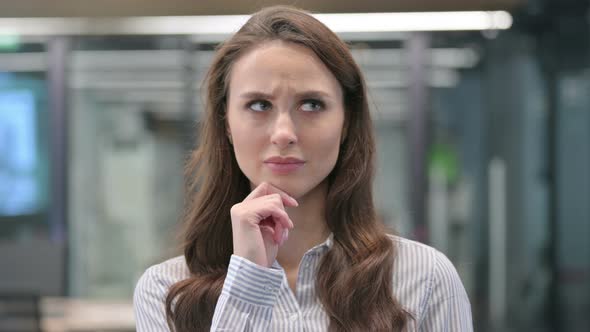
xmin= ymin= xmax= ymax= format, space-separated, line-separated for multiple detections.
xmin=0 ymin=90 xmax=39 ymax=216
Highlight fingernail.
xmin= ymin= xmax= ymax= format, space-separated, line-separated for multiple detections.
xmin=291 ymin=197 xmax=299 ymax=206
xmin=282 ymin=228 xmax=289 ymax=243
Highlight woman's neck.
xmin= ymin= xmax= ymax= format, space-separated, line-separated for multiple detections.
xmin=276 ymin=181 xmax=331 ymax=271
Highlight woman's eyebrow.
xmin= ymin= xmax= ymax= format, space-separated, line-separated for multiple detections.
xmin=238 ymin=91 xmax=274 ymax=100
xmin=238 ymin=90 xmax=333 ymax=100
xmin=295 ymin=90 xmax=333 ymax=100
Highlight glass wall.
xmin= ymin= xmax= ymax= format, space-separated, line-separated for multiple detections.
xmin=67 ymin=36 xmax=196 ymax=298
xmin=0 ymin=37 xmax=67 ymax=296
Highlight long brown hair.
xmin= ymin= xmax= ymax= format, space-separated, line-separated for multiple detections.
xmin=166 ymin=5 xmax=410 ymax=331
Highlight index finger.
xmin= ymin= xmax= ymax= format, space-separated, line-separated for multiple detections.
xmin=245 ymin=181 xmax=298 ymax=207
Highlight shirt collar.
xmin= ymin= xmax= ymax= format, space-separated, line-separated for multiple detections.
xmin=304 ymin=232 xmax=334 ymax=255
xmin=270 ymin=232 xmax=334 ymax=269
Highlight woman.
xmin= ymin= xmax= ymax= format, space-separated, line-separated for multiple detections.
xmin=134 ymin=5 xmax=473 ymax=332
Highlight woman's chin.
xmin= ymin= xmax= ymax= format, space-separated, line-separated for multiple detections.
xmin=248 ymin=179 xmax=305 ymax=199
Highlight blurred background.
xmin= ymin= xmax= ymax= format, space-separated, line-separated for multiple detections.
xmin=0 ymin=0 xmax=588 ymax=331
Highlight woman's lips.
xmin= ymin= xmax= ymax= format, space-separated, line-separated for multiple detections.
xmin=265 ymin=162 xmax=305 ymax=174
xmin=264 ymin=156 xmax=305 ymax=174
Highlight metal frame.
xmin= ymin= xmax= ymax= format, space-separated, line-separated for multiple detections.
xmin=406 ymin=32 xmax=431 ymax=241
xmin=47 ymin=36 xmax=70 ymax=295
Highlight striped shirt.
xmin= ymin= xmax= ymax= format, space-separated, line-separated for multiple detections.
xmin=134 ymin=234 xmax=473 ymax=331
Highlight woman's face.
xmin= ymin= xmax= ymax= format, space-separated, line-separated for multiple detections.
xmin=226 ymin=41 xmax=345 ymax=199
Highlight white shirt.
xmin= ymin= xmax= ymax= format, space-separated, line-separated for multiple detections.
xmin=134 ymin=234 xmax=473 ymax=331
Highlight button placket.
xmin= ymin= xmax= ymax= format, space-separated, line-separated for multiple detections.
xmin=289 ymin=312 xmax=300 ymax=322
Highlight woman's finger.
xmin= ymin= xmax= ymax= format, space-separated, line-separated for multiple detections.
xmin=274 ymin=220 xmax=285 ymax=245
xmin=245 ymin=181 xmax=298 ymax=207
xmin=264 ymin=204 xmax=294 ymax=230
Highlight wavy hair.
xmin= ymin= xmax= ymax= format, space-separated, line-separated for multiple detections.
xmin=165 ymin=5 xmax=410 ymax=331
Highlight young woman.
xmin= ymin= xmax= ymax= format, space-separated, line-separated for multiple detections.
xmin=134 ymin=5 xmax=473 ymax=331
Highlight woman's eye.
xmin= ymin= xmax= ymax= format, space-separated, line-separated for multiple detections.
xmin=301 ymin=99 xmax=324 ymax=112
xmin=248 ymin=100 xmax=271 ymax=112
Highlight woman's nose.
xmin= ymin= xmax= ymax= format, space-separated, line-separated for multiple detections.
xmin=270 ymin=111 xmax=298 ymax=148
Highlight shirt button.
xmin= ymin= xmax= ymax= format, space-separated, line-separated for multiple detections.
xmin=263 ymin=285 xmax=273 ymax=293
xmin=289 ymin=313 xmax=300 ymax=322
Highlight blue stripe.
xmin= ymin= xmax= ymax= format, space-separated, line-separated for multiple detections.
xmin=133 ymin=235 xmax=473 ymax=331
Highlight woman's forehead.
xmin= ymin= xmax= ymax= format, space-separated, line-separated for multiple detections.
xmin=227 ymin=41 xmax=342 ymax=98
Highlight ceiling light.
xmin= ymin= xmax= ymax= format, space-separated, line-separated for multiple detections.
xmin=0 ymin=11 xmax=512 ymax=36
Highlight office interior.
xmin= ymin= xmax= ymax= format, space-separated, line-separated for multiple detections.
xmin=0 ymin=0 xmax=588 ymax=331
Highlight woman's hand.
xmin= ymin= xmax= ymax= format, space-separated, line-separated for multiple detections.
xmin=230 ymin=182 xmax=298 ymax=267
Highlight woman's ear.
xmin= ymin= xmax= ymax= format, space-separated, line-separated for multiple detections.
xmin=227 ymin=130 xmax=233 ymax=145
xmin=225 ymin=117 xmax=233 ymax=144
xmin=341 ymin=118 xmax=348 ymax=145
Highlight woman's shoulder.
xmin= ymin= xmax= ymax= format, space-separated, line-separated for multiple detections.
xmin=386 ymin=234 xmax=470 ymax=319
xmin=133 ymin=256 xmax=192 ymax=329
xmin=386 ymin=234 xmax=459 ymax=275
xmin=134 ymin=255 xmax=191 ymax=300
